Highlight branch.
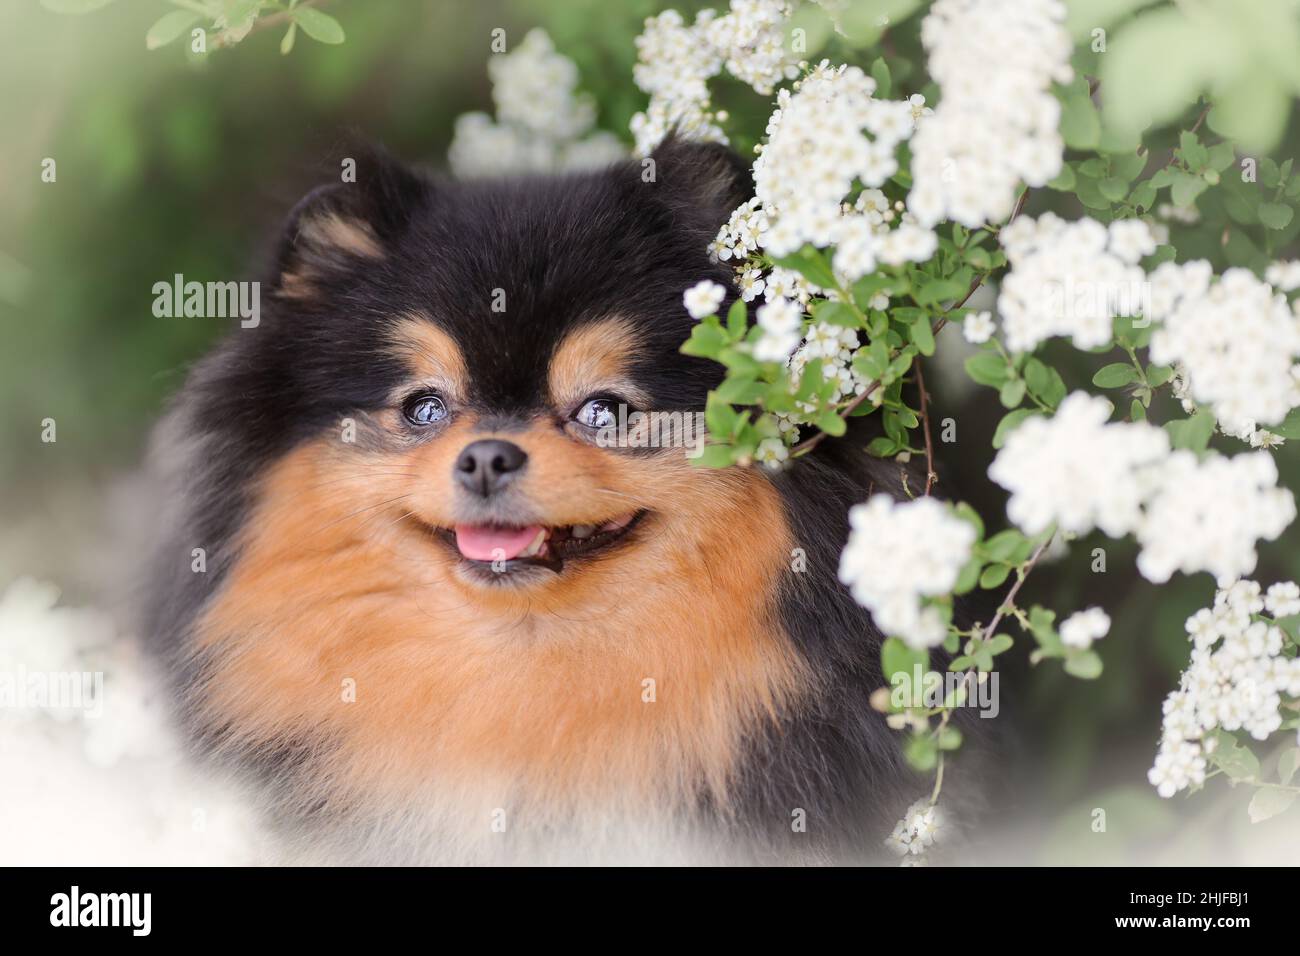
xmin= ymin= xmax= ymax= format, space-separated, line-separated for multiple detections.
xmin=791 ymin=189 xmax=1030 ymax=459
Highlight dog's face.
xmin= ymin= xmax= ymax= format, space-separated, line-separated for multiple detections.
xmin=211 ymin=141 xmax=753 ymax=602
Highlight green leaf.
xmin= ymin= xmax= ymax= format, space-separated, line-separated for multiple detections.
xmin=1092 ymin=362 xmax=1139 ymax=388
xmin=1098 ymin=177 xmax=1129 ymax=202
xmin=1165 ymin=408 xmax=1215 ymax=451
xmin=1047 ymin=163 xmax=1076 ymax=192
xmin=987 ymin=634 xmax=1014 ymax=655
xmin=937 ymin=726 xmax=963 ymax=751
xmin=704 ymin=393 xmax=737 ymax=437
xmin=870 ymin=57 xmax=891 ymax=99
xmin=1024 ymin=358 xmax=1066 ymax=407
xmin=1099 ymin=7 xmax=1217 ymax=138
xmin=40 ymin=0 xmax=117 ymax=11
xmin=979 ymin=564 xmax=1010 ymax=589
xmin=292 ymin=6 xmax=346 ymax=44
xmin=1279 ymin=748 xmax=1299 ymax=786
xmin=774 ymin=246 xmax=836 ymax=290
xmin=691 ymin=443 xmax=735 ymax=469
xmin=1064 ymin=650 xmax=1104 ymax=679
xmin=1170 ymin=171 xmax=1208 ymax=209
xmin=1058 ymin=76 xmax=1101 ymax=149
xmin=145 ymin=10 xmax=200 ymax=49
xmin=816 ymin=409 xmax=847 ymax=437
xmin=1248 ymin=788 xmax=1297 ymax=824
xmin=910 ymin=316 xmax=935 ymax=356
xmin=680 ymin=319 xmax=727 ymax=359
xmin=953 ymin=557 xmax=982 ymax=595
xmin=904 ymin=734 xmax=938 ymax=772
xmin=714 ymin=375 xmax=764 ymax=405
xmin=726 ymin=299 xmax=748 ymax=338
xmin=1259 ymin=202 xmax=1295 ymax=230
xmin=280 ymin=21 xmax=297 ymax=55
xmin=1272 ymin=407 xmax=1300 ymax=439
xmin=882 ymin=637 xmax=929 ymax=685
xmin=866 ymin=436 xmax=900 ymax=458
xmin=999 ymin=378 xmax=1026 ymax=409
xmin=813 ymin=300 xmax=859 ymax=329
xmin=983 ymin=528 xmax=1028 ymax=562
xmin=964 ymin=352 xmax=1010 ymax=387
xmin=1210 ymin=733 xmax=1260 ymax=781
xmin=992 ymin=409 xmax=1038 ymax=449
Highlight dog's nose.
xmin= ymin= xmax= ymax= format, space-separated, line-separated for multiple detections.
xmin=454 ymin=439 xmax=528 ymax=496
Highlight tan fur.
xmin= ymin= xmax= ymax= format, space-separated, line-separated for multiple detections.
xmin=300 ymin=213 xmax=384 ymax=260
xmin=193 ymin=427 xmax=802 ymax=832
xmin=387 ymin=315 xmax=469 ymax=401
xmin=547 ymin=317 xmax=650 ymax=411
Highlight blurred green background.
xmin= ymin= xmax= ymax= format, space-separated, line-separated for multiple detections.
xmin=2 ymin=0 xmax=1298 ymax=862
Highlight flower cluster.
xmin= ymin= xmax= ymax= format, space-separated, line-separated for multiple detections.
xmin=996 ymin=214 xmax=1155 ymax=353
xmin=908 ymin=0 xmax=1073 ymax=228
xmin=0 ymin=579 xmax=262 ymax=864
xmin=1060 ymin=607 xmax=1110 ymax=650
xmin=1149 ymin=267 xmax=1300 ymax=442
xmin=884 ymin=798 xmax=946 ymax=861
xmin=838 ymin=495 xmax=976 ymax=649
xmin=752 ymin=62 xmax=929 ymax=261
xmin=1135 ymin=450 xmax=1295 ymax=584
xmin=989 ymin=392 xmax=1170 ymax=538
xmin=630 ymin=1 xmax=805 ymax=155
xmin=449 ymin=29 xmax=624 ymax=177
xmin=989 ymin=393 xmax=1295 ymax=584
xmin=1149 ymin=580 xmax=1300 ymax=798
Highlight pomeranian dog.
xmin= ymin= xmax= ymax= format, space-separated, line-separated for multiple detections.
xmin=140 ymin=138 xmax=986 ymax=864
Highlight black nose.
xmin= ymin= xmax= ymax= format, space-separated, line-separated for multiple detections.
xmin=454 ymin=439 xmax=528 ymax=497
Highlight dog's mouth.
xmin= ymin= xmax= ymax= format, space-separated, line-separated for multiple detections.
xmin=416 ymin=511 xmax=647 ymax=575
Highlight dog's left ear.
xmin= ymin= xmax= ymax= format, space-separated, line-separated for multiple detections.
xmin=274 ymin=146 xmax=430 ymax=297
xmin=646 ymin=135 xmax=754 ymax=226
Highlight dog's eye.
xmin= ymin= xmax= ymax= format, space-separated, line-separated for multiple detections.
xmin=402 ymin=392 xmax=448 ymax=426
xmin=574 ymin=398 xmax=619 ymax=429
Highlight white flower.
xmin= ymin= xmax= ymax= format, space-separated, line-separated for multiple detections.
xmin=1265 ymin=581 xmax=1300 ymax=617
xmin=838 ymin=496 xmax=975 ymax=650
xmin=995 ymin=214 xmax=1151 ymax=353
xmin=1060 ymin=607 xmax=1110 ymax=649
xmin=884 ymin=799 xmax=946 ymax=861
xmin=683 ymin=280 xmax=727 ymax=319
xmin=908 ymin=0 xmax=1072 ymax=227
xmin=754 ymin=437 xmax=789 ymax=469
xmin=1265 ymin=260 xmax=1300 ymax=292
xmin=1135 ymin=451 xmax=1295 ymax=585
xmin=1149 ymin=267 xmax=1300 ymax=439
xmin=1107 ymin=219 xmax=1157 ymax=264
xmin=962 ymin=310 xmax=995 ymax=344
xmin=448 ymin=30 xmax=624 ymax=177
xmin=1150 ymin=580 xmax=1300 ymax=798
xmin=989 ymin=392 xmax=1170 ymax=538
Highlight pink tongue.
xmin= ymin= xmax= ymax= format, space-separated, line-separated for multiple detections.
xmin=454 ymin=524 xmax=544 ymax=561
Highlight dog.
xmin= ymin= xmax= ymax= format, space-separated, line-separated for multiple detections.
xmin=140 ymin=138 xmax=988 ymax=864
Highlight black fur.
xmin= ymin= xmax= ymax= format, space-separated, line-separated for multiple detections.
xmin=142 ymin=138 xmax=990 ymax=863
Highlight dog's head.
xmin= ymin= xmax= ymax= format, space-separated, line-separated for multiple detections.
xmin=200 ymin=140 xmax=759 ymax=604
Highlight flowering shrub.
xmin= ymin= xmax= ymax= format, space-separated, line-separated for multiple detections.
xmin=448 ymin=0 xmax=1300 ymax=860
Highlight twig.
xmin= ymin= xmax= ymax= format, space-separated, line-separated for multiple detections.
xmin=792 ymin=187 xmax=1031 ymax=458
xmin=915 ymin=360 xmax=936 ymax=495
xmin=928 ymin=532 xmax=1054 ymax=806
xmin=210 ymin=0 xmax=325 ymax=49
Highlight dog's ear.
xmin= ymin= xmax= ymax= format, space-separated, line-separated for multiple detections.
xmin=274 ymin=146 xmax=429 ymax=298
xmin=646 ymin=134 xmax=753 ymax=226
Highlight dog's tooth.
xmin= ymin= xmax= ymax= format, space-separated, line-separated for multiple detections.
xmin=598 ymin=513 xmax=634 ymax=533
xmin=571 ymin=524 xmax=596 ymax=539
xmin=519 ymin=528 xmax=547 ymax=558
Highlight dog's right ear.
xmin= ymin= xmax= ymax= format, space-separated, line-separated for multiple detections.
xmin=274 ymin=146 xmax=430 ymax=298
